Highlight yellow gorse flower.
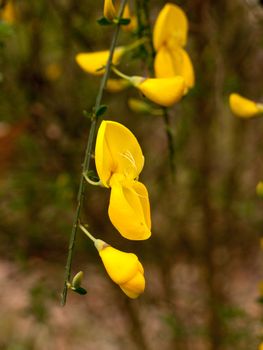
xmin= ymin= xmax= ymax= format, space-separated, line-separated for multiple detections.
xmin=76 ymin=47 xmax=125 ymax=76
xmin=131 ymin=75 xmax=185 ymax=107
xmin=95 ymin=120 xmax=151 ymax=240
xmin=104 ymin=0 xmax=136 ymax=32
xmin=95 ymin=239 xmax=145 ymax=298
xmin=1 ymin=1 xmax=15 ymax=24
xmin=229 ymin=93 xmax=263 ymax=118
xmin=153 ymin=3 xmax=194 ymax=89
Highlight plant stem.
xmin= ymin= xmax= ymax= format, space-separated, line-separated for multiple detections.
xmin=61 ymin=0 xmax=128 ymax=306
xmin=79 ymin=224 xmax=97 ymax=242
xmin=135 ymin=0 xmax=176 ymax=178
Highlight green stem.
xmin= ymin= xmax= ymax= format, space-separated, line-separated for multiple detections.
xmin=61 ymin=0 xmax=128 ymax=306
xmin=135 ymin=0 xmax=176 ymax=178
xmin=79 ymin=224 xmax=97 ymax=242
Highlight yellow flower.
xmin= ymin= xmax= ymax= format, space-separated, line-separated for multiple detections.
xmin=104 ymin=0 xmax=117 ymax=20
xmin=154 ymin=46 xmax=194 ymax=90
xmin=153 ymin=3 xmax=188 ymax=50
xmin=95 ymin=239 xmax=145 ymax=298
xmin=95 ymin=121 xmax=151 ymax=240
xmin=106 ymin=78 xmax=131 ymax=92
xmin=95 ymin=120 xmax=144 ymax=187
xmin=75 ymin=47 xmax=125 ymax=75
xmin=103 ymin=0 xmax=135 ymax=30
xmin=229 ymin=93 xmax=263 ymax=118
xmin=131 ymin=75 xmax=185 ymax=107
xmin=259 ymin=342 xmax=263 ymax=350
xmin=153 ymin=3 xmax=195 ymax=89
xmin=1 ymin=1 xmax=15 ymax=24
xmin=109 ymin=174 xmax=151 ymax=240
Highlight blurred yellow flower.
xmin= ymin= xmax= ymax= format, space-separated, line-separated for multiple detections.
xmin=259 ymin=342 xmax=263 ymax=350
xmin=106 ymin=78 xmax=131 ymax=92
xmin=95 ymin=121 xmax=151 ymax=240
xmin=153 ymin=3 xmax=194 ymax=89
xmin=95 ymin=239 xmax=145 ymax=298
xmin=75 ymin=47 xmax=125 ymax=75
xmin=103 ymin=0 xmax=136 ymax=31
xmin=1 ymin=1 xmax=15 ymax=24
xmin=131 ymin=75 xmax=185 ymax=107
xmin=45 ymin=63 xmax=61 ymax=81
xmin=229 ymin=93 xmax=263 ymax=118
xmin=104 ymin=0 xmax=117 ymax=20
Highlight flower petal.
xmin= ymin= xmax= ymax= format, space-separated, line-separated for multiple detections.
xmin=98 ymin=245 xmax=141 ymax=284
xmin=95 ymin=121 xmax=144 ymax=186
xmin=154 ymin=46 xmax=195 ymax=89
xmin=75 ymin=47 xmax=124 ymax=75
xmin=136 ymin=76 xmax=185 ymax=107
xmin=153 ymin=3 xmax=188 ymax=50
xmin=120 ymin=269 xmax=145 ymax=298
xmin=104 ymin=0 xmax=117 ymax=20
xmin=108 ymin=177 xmax=151 ymax=240
xmin=229 ymin=93 xmax=263 ymax=118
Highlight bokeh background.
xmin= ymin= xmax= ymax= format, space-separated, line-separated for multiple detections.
xmin=0 ymin=0 xmax=263 ymax=349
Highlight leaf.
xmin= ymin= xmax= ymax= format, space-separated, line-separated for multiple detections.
xmin=73 ymin=287 xmax=87 ymax=295
xmin=97 ymin=17 xmax=112 ymax=26
xmin=95 ymin=105 xmax=107 ymax=117
xmin=117 ymin=18 xmax=131 ymax=25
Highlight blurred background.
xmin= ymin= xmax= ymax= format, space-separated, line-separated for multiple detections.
xmin=0 ymin=0 xmax=263 ymax=349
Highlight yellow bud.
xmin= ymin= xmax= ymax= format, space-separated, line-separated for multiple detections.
xmin=229 ymin=93 xmax=263 ymax=118
xmin=256 ymin=181 xmax=263 ymax=198
xmin=45 ymin=63 xmax=61 ymax=81
xmin=106 ymin=78 xmax=131 ymax=92
xmin=128 ymin=98 xmax=154 ymax=114
xmin=103 ymin=0 xmax=117 ymax=20
xmin=132 ymin=76 xmax=185 ymax=107
xmin=1 ymin=1 xmax=15 ymax=24
xmin=95 ymin=242 xmax=145 ymax=298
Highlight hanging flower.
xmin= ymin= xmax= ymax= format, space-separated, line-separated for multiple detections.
xmin=130 ymin=75 xmax=185 ymax=107
xmin=95 ymin=120 xmax=151 ymax=240
xmin=95 ymin=239 xmax=145 ymax=298
xmin=153 ymin=3 xmax=195 ymax=90
xmin=75 ymin=47 xmax=125 ymax=75
xmin=229 ymin=93 xmax=263 ymax=118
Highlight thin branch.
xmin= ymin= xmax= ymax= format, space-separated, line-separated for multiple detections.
xmin=61 ymin=0 xmax=128 ymax=306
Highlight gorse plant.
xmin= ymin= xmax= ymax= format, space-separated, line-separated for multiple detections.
xmin=62 ymin=0 xmax=194 ymax=305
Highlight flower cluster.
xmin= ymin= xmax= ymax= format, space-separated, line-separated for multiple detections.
xmin=76 ymin=2 xmax=194 ymax=107
xmin=72 ymin=1 xmax=194 ymax=299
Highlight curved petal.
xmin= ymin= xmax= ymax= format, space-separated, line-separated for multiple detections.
xmin=120 ymin=269 xmax=145 ymax=298
xmin=108 ymin=177 xmax=151 ymax=240
xmin=229 ymin=93 xmax=263 ymax=118
xmin=154 ymin=46 xmax=195 ymax=89
xmin=136 ymin=76 xmax=185 ymax=107
xmin=104 ymin=0 xmax=117 ymax=20
xmin=98 ymin=245 xmax=140 ymax=284
xmin=75 ymin=47 xmax=124 ymax=75
xmin=153 ymin=3 xmax=188 ymax=50
xmin=95 ymin=121 xmax=145 ymax=186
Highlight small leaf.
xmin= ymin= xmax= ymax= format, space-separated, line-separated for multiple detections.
xmin=73 ymin=287 xmax=87 ymax=295
xmin=86 ymin=170 xmax=99 ymax=182
xmin=95 ymin=105 xmax=107 ymax=117
xmin=72 ymin=271 xmax=83 ymax=289
xmin=97 ymin=17 xmax=112 ymax=26
xmin=116 ymin=18 xmax=131 ymax=25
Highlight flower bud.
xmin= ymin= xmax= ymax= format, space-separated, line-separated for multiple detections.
xmin=95 ymin=239 xmax=145 ymax=298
